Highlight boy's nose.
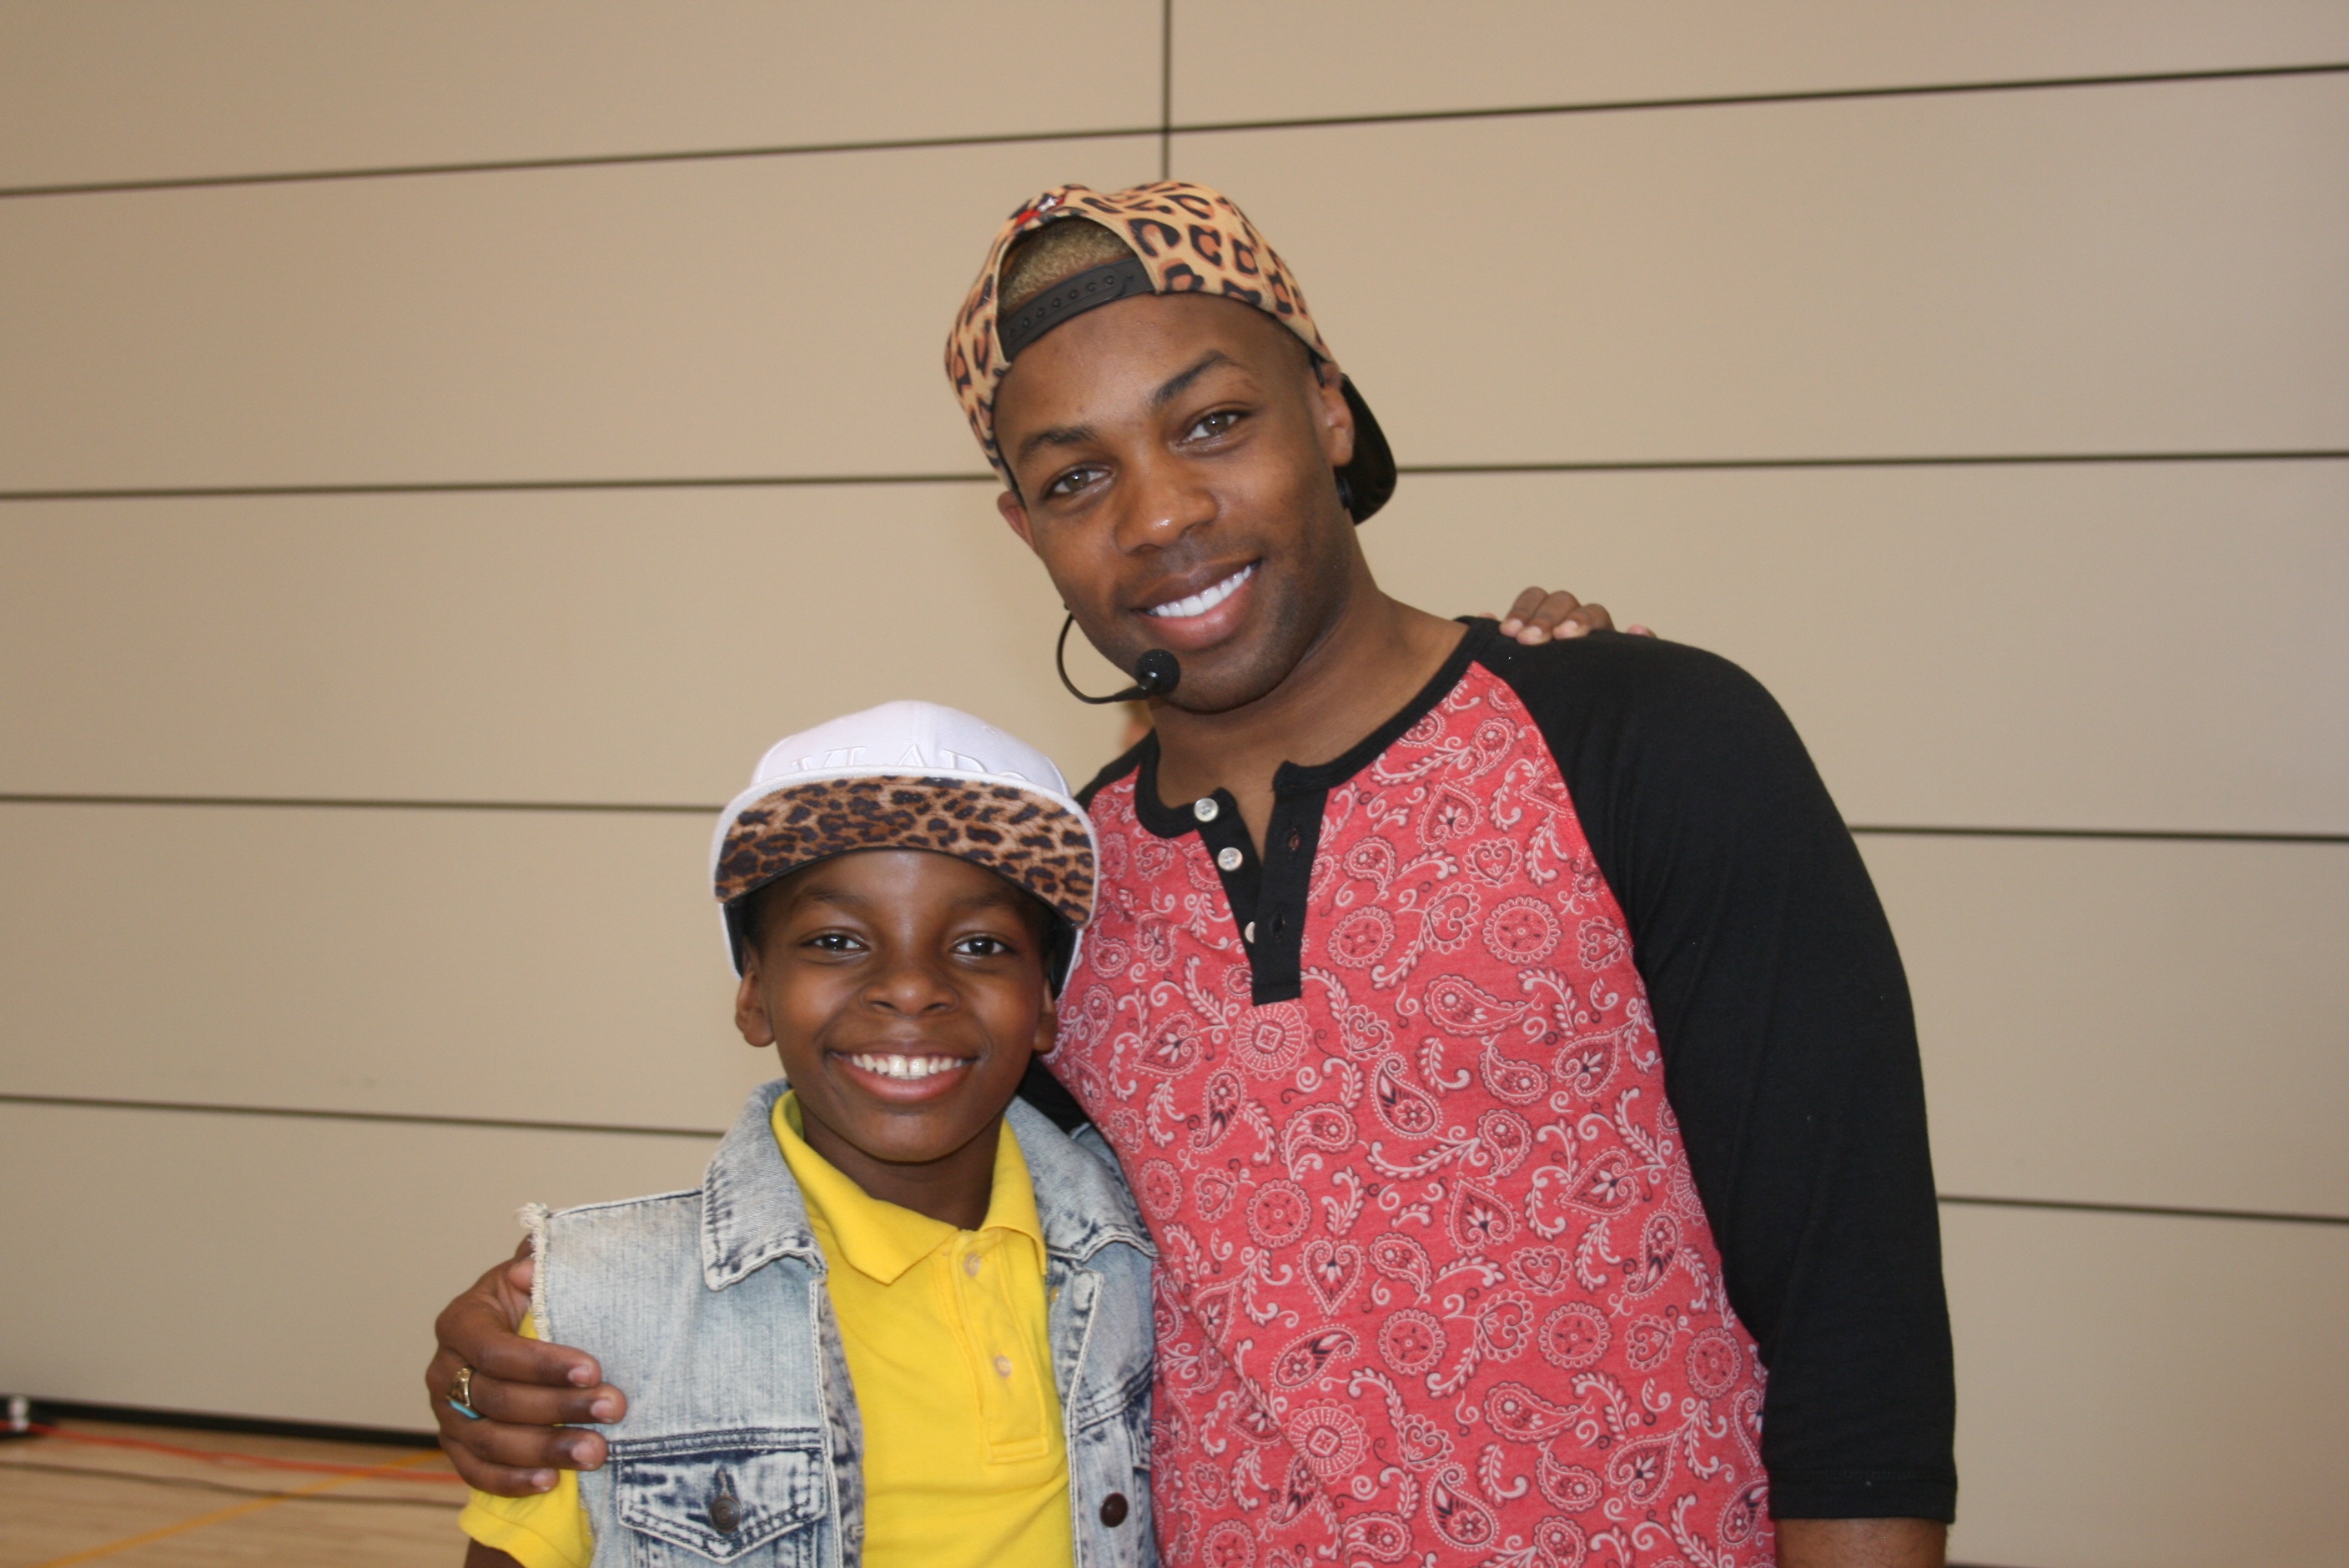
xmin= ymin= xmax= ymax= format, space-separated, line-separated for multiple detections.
xmin=863 ymin=957 xmax=958 ymax=1013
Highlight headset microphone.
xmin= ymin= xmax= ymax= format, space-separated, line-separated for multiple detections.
xmin=1056 ymin=614 xmax=1183 ymax=705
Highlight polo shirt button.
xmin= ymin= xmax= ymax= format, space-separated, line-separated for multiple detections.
xmin=1099 ymin=1492 xmax=1129 ymax=1526
xmin=1193 ymin=797 xmax=1220 ymax=822
xmin=963 ymin=1253 xmax=982 ymax=1276
xmin=1216 ymin=846 xmax=1244 ymax=872
xmin=994 ymin=1354 xmax=1014 ymax=1378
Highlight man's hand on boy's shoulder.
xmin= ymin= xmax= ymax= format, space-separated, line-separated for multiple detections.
xmin=1486 ymin=585 xmax=1655 ymax=644
xmin=429 ymin=1243 xmax=628 ymax=1495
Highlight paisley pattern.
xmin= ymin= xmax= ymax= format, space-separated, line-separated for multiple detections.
xmin=1054 ymin=666 xmax=1774 ymax=1568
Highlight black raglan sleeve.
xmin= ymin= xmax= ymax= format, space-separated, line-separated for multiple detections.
xmin=1482 ymin=628 xmax=1957 ymax=1521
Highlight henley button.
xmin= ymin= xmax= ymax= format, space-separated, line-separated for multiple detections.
xmin=1244 ymin=922 xmax=1255 ymax=942
xmin=1100 ymin=1492 xmax=1129 ymax=1527
xmin=1193 ymin=797 xmax=1220 ymax=822
xmin=1216 ymin=847 xmax=1244 ymax=872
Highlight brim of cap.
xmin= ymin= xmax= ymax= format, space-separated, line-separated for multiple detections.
xmin=720 ymin=857 xmax=1086 ymax=993
xmin=711 ymin=769 xmax=1096 ymax=984
xmin=1340 ymin=377 xmax=1397 ymax=523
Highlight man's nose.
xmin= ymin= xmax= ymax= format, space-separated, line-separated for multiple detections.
xmin=1114 ymin=450 xmax=1216 ymax=554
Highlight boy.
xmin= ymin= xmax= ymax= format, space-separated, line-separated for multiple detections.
xmin=455 ymin=700 xmax=1156 ymax=1567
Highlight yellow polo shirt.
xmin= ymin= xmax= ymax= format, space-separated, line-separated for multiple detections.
xmin=459 ymin=1095 xmax=1072 ymax=1568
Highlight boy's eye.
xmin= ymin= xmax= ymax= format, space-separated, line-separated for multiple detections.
xmin=954 ymin=934 xmax=1015 ymax=957
xmin=807 ymin=932 xmax=865 ymax=953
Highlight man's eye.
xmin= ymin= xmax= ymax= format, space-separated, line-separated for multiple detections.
xmin=1045 ymin=464 xmax=1106 ymax=499
xmin=1186 ymin=409 xmax=1242 ymax=441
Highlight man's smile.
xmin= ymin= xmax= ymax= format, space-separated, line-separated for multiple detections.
xmin=1144 ymin=562 xmax=1257 ymax=621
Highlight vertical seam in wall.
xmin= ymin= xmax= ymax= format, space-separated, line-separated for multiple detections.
xmin=1160 ymin=0 xmax=1174 ymax=178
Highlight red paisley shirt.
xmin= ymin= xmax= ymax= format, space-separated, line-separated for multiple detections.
xmin=1051 ymin=661 xmax=1777 ymax=1568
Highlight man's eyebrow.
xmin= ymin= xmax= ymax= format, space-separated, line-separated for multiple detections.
xmin=1152 ymin=350 xmax=1235 ymax=411
xmin=1011 ymin=350 xmax=1237 ymax=466
xmin=1017 ymin=421 xmax=1096 ymax=465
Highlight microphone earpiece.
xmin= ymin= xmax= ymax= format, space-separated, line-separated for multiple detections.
xmin=1056 ymin=614 xmax=1185 ymax=706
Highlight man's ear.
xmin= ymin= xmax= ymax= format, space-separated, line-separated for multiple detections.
xmin=1314 ymin=360 xmax=1356 ymax=472
xmin=997 ymin=487 xmax=1038 ymax=550
xmin=734 ymin=962 xmax=776 ymax=1048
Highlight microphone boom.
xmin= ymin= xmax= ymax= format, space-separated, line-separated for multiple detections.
xmin=1057 ymin=614 xmax=1183 ymax=705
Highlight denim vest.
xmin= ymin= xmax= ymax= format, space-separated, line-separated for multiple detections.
xmin=526 ymin=1080 xmax=1158 ymax=1568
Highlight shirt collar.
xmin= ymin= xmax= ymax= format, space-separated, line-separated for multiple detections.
xmin=772 ymin=1093 xmax=1048 ymax=1286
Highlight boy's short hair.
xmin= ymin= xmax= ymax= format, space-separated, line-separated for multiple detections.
xmin=712 ymin=701 xmax=1095 ymax=990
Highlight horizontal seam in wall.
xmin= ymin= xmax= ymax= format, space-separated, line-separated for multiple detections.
xmin=4 ymin=450 xmax=2343 ymax=504
xmin=1 ymin=61 xmax=2341 ymax=200
xmin=0 ymin=792 xmax=718 ymax=816
xmin=1938 ymin=1193 xmax=2349 ymax=1229
xmin=1848 ymin=825 xmax=2349 ymax=847
xmin=4 ymin=797 xmax=2341 ymax=845
xmin=0 ymin=1092 xmax=722 ymax=1140
xmin=8 ymin=1094 xmax=2341 ymax=1229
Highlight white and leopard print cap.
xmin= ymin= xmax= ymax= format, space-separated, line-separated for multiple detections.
xmin=946 ymin=179 xmax=1397 ymax=521
xmin=712 ymin=701 xmax=1095 ymax=984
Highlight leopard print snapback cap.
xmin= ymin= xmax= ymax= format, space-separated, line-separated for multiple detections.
xmin=712 ymin=701 xmax=1096 ymax=983
xmin=946 ymin=180 xmax=1396 ymax=521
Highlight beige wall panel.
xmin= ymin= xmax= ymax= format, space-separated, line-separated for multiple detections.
xmin=1361 ymin=464 xmax=2349 ymax=836
xmin=0 ymin=802 xmax=771 ymax=1131
xmin=0 ymin=0 xmax=1159 ymax=190
xmin=1868 ymin=836 xmax=2349 ymax=1219
xmin=0 ymin=138 xmax=1158 ymax=491
xmin=7 ymin=824 xmax=2344 ymax=1220
xmin=0 ymin=1100 xmax=717 ymax=1428
xmin=0 ymin=486 xmax=1131 ymax=806
xmin=1177 ymin=1 xmax=2349 ymax=124
xmin=1941 ymin=1204 xmax=2348 ymax=1568
xmin=1176 ymin=74 xmax=2349 ymax=464
xmin=7 ymin=468 xmax=2344 ymax=841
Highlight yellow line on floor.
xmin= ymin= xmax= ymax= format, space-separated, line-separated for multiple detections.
xmin=25 ymin=1447 xmax=450 ymax=1567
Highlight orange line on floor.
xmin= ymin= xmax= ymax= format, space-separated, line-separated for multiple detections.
xmin=24 ymin=1447 xmax=450 ymax=1567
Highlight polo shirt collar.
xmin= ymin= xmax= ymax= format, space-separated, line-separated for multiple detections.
xmin=773 ymin=1093 xmax=1049 ymax=1286
xmin=698 ymin=1078 xmax=1154 ymax=1291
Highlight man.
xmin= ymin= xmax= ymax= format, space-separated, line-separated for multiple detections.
xmin=433 ymin=183 xmax=1954 ymax=1568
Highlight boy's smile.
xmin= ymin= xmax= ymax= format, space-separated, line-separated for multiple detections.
xmin=733 ymin=848 xmax=1059 ymax=1229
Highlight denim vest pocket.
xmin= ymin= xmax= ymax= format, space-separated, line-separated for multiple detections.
xmin=609 ymin=1430 xmax=827 ymax=1566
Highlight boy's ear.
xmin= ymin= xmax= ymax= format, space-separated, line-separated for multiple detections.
xmin=1029 ymin=989 xmax=1059 ymax=1058
xmin=734 ymin=962 xmax=776 ymax=1049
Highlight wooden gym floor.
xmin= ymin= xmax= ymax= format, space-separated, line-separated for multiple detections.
xmin=0 ymin=1417 xmax=466 ymax=1567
